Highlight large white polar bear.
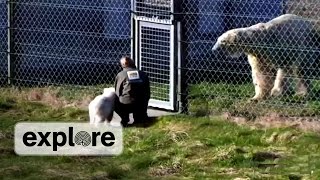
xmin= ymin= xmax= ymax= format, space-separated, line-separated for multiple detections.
xmin=212 ymin=14 xmax=319 ymax=100
xmin=89 ymin=87 xmax=116 ymax=126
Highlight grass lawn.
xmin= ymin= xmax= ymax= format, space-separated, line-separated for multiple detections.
xmin=0 ymin=87 xmax=320 ymax=179
xmin=189 ymin=82 xmax=320 ymax=118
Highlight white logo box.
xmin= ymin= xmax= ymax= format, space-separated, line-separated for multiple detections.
xmin=14 ymin=122 xmax=123 ymax=156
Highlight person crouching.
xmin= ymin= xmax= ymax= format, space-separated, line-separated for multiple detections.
xmin=114 ymin=56 xmax=150 ymax=127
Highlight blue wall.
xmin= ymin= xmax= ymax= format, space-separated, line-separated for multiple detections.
xmin=12 ymin=0 xmax=131 ymax=85
xmin=1 ymin=0 xmax=286 ymax=85
xmin=183 ymin=0 xmax=285 ymax=70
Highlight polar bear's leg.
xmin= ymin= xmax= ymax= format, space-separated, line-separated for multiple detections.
xmin=248 ymin=55 xmax=261 ymax=100
xmin=295 ymin=66 xmax=311 ymax=97
xmin=271 ymin=68 xmax=286 ymax=97
xmin=296 ymin=79 xmax=309 ymax=97
xmin=250 ymin=65 xmax=263 ymax=100
xmin=257 ymin=66 xmax=275 ymax=100
xmin=248 ymin=55 xmax=274 ymax=100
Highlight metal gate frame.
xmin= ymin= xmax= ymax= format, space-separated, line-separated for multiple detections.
xmin=131 ymin=0 xmax=183 ymax=112
xmin=136 ymin=21 xmax=177 ymax=110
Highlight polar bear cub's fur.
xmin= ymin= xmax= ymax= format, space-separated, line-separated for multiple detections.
xmin=89 ymin=87 xmax=116 ymax=126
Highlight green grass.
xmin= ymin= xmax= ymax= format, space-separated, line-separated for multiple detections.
xmin=150 ymin=82 xmax=170 ymax=101
xmin=51 ymin=84 xmax=113 ymax=101
xmin=0 ymin=87 xmax=320 ymax=179
xmin=189 ymin=82 xmax=320 ymax=118
xmin=10 ymin=80 xmax=320 ymax=120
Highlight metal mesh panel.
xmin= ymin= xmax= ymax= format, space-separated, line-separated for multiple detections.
xmin=0 ymin=0 xmax=7 ymax=85
xmin=140 ymin=25 xmax=171 ymax=102
xmin=180 ymin=0 xmax=320 ymax=119
xmin=134 ymin=0 xmax=172 ymax=21
xmin=10 ymin=0 xmax=131 ymax=86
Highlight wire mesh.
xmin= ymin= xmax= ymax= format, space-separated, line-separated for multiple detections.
xmin=10 ymin=0 xmax=131 ymax=86
xmin=1 ymin=0 xmax=320 ymax=119
xmin=180 ymin=0 xmax=320 ymax=119
xmin=134 ymin=0 xmax=172 ymax=21
xmin=0 ymin=0 xmax=7 ymax=86
xmin=140 ymin=24 xmax=171 ymax=102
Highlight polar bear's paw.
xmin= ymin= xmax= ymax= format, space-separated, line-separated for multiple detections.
xmin=249 ymin=94 xmax=265 ymax=102
xmin=295 ymin=81 xmax=309 ymax=98
xmin=270 ymin=86 xmax=283 ymax=97
xmin=294 ymin=90 xmax=308 ymax=99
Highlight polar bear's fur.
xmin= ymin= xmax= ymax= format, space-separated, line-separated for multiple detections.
xmin=89 ymin=87 xmax=116 ymax=126
xmin=212 ymin=14 xmax=319 ymax=100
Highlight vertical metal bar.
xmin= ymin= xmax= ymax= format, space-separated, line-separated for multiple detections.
xmin=177 ymin=21 xmax=188 ymax=113
xmin=177 ymin=21 xmax=182 ymax=112
xmin=131 ymin=0 xmax=135 ymax=61
xmin=138 ymin=22 xmax=141 ymax=70
xmin=135 ymin=22 xmax=139 ymax=69
xmin=177 ymin=22 xmax=188 ymax=114
xmin=7 ymin=0 xmax=14 ymax=85
xmin=174 ymin=1 xmax=187 ymax=113
xmin=172 ymin=21 xmax=179 ymax=112
xmin=132 ymin=0 xmax=140 ymax=68
xmin=170 ymin=0 xmax=174 ymax=22
xmin=169 ymin=24 xmax=175 ymax=110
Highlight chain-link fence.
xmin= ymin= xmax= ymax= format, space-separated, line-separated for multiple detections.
xmin=180 ymin=0 xmax=320 ymax=119
xmin=6 ymin=0 xmax=131 ymax=87
xmin=0 ymin=0 xmax=7 ymax=86
xmin=1 ymin=0 xmax=320 ymax=119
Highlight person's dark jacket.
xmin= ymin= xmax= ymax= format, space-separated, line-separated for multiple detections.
xmin=115 ymin=67 xmax=150 ymax=105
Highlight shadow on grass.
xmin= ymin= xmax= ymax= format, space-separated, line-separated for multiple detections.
xmin=129 ymin=116 xmax=159 ymax=128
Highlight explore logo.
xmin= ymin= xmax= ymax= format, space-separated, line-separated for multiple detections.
xmin=14 ymin=123 xmax=123 ymax=156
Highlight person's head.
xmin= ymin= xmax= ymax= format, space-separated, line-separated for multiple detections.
xmin=120 ymin=56 xmax=136 ymax=68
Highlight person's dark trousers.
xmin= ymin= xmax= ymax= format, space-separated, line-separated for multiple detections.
xmin=132 ymin=100 xmax=149 ymax=124
xmin=114 ymin=98 xmax=132 ymax=126
xmin=114 ymin=98 xmax=149 ymax=126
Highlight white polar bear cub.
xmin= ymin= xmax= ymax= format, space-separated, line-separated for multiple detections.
xmin=89 ymin=87 xmax=116 ymax=126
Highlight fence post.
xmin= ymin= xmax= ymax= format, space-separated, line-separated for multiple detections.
xmin=130 ymin=0 xmax=135 ymax=61
xmin=173 ymin=0 xmax=188 ymax=114
xmin=177 ymin=21 xmax=188 ymax=114
xmin=7 ymin=0 xmax=14 ymax=85
xmin=174 ymin=0 xmax=188 ymax=113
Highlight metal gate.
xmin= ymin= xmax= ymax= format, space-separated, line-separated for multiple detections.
xmin=132 ymin=0 xmax=180 ymax=111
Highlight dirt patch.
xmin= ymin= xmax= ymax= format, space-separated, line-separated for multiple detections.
xmin=5 ymin=88 xmax=94 ymax=110
xmin=148 ymin=164 xmax=181 ymax=177
xmin=252 ymin=152 xmax=281 ymax=162
xmin=0 ymin=148 xmax=15 ymax=156
xmin=45 ymin=169 xmax=85 ymax=179
xmin=0 ymin=166 xmax=23 ymax=176
xmin=252 ymin=151 xmax=281 ymax=168
xmin=221 ymin=112 xmax=320 ymax=133
xmin=255 ymin=114 xmax=320 ymax=133
xmin=91 ymin=172 xmax=111 ymax=180
xmin=63 ymin=95 xmax=93 ymax=110
xmin=0 ymin=131 xmax=14 ymax=140
xmin=27 ymin=89 xmax=67 ymax=108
